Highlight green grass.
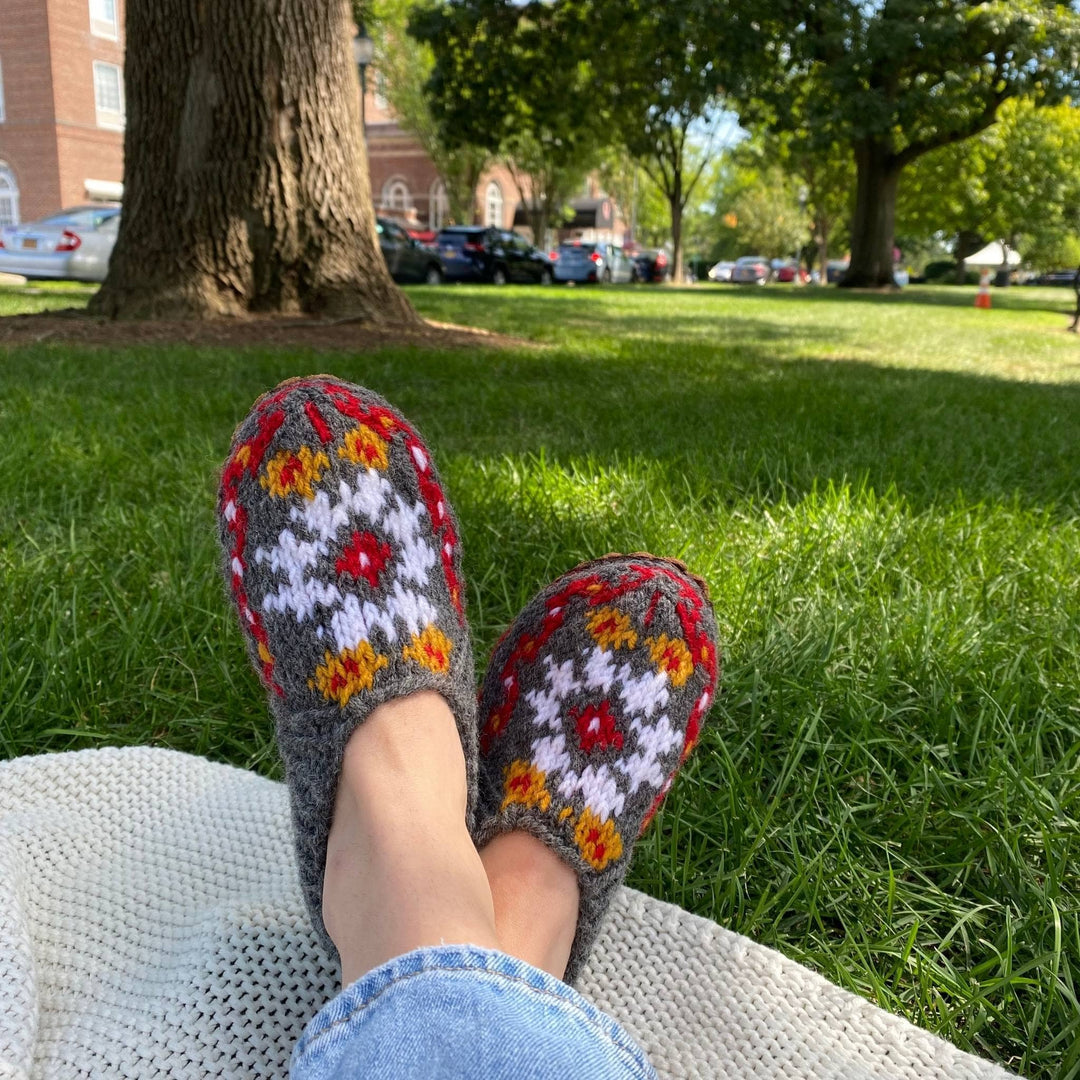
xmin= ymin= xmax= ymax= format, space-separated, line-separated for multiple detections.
xmin=2 ymin=282 xmax=1079 ymax=1076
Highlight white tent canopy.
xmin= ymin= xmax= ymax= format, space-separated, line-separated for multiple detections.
xmin=964 ymin=242 xmax=1021 ymax=268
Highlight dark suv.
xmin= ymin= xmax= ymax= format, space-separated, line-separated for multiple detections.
xmin=436 ymin=226 xmax=553 ymax=285
xmin=377 ymin=218 xmax=445 ymax=284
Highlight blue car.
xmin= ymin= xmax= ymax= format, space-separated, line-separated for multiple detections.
xmin=551 ymin=241 xmax=635 ymax=284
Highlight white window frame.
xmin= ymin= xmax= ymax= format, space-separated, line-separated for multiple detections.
xmin=0 ymin=162 xmax=20 ymax=226
xmin=374 ymin=71 xmax=389 ymax=113
xmin=381 ymin=177 xmax=411 ymax=212
xmin=89 ymin=0 xmax=119 ymax=40
xmin=92 ymin=61 xmax=125 ymax=130
xmin=484 ymin=181 xmax=503 ymax=229
xmin=429 ymin=180 xmax=448 ymax=230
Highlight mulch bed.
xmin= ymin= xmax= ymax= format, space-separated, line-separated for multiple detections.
xmin=0 ymin=309 xmax=525 ymax=351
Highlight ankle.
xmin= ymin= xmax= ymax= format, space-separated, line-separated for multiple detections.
xmin=341 ymin=691 xmax=468 ymax=815
xmin=481 ymin=831 xmax=579 ymax=979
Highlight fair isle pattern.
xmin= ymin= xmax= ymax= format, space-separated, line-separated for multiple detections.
xmin=218 ymin=378 xmax=464 ymax=703
xmin=216 ymin=377 xmax=478 ymax=957
xmin=476 ymin=556 xmax=720 ymax=983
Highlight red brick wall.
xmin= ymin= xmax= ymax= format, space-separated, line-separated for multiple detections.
xmin=0 ymin=0 xmax=62 ymax=219
xmin=0 ymin=0 xmax=123 ymax=223
xmin=366 ymin=121 xmax=525 ymax=232
xmin=49 ymin=0 xmax=124 ymax=209
xmin=367 ymin=124 xmax=441 ymax=226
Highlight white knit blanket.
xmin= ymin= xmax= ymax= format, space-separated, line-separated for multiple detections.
xmin=0 ymin=747 xmax=1016 ymax=1080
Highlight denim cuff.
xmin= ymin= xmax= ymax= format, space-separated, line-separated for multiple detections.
xmin=292 ymin=944 xmax=655 ymax=1079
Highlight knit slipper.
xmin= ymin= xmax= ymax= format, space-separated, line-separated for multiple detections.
xmin=217 ymin=376 xmax=477 ymax=955
xmin=474 ymin=554 xmax=720 ymax=983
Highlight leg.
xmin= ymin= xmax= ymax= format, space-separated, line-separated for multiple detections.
xmin=324 ymin=692 xmax=582 ymax=986
xmin=322 ymin=692 xmax=499 ymax=986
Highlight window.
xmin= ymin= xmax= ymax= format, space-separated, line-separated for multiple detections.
xmin=0 ymin=57 xmax=5 ymax=123
xmin=41 ymin=208 xmax=118 ymax=228
xmin=93 ymin=61 xmax=124 ymax=129
xmin=89 ymin=0 xmax=119 ymax=39
xmin=374 ymin=71 xmax=389 ymax=112
xmin=381 ymin=178 xmax=411 ymax=212
xmin=484 ymin=181 xmax=503 ymax=228
xmin=429 ymin=180 xmax=448 ymax=230
xmin=0 ymin=163 xmax=19 ymax=226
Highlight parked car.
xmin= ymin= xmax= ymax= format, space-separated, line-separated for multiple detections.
xmin=0 ymin=205 xmax=121 ymax=280
xmin=436 ymin=226 xmax=553 ymax=285
xmin=377 ymin=218 xmax=445 ymax=284
xmin=1036 ymin=268 xmax=1077 ymax=286
xmin=775 ymin=262 xmax=810 ymax=284
xmin=632 ymin=249 xmax=669 ymax=283
xmin=826 ymin=260 xmax=850 ymax=284
xmin=551 ymin=241 xmax=634 ymax=284
xmin=731 ymin=255 xmax=771 ymax=285
xmin=707 ymin=261 xmax=735 ymax=282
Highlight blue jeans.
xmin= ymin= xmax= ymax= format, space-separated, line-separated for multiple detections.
xmin=291 ymin=945 xmax=657 ymax=1079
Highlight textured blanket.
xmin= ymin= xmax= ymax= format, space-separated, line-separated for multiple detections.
xmin=0 ymin=747 xmax=1015 ymax=1079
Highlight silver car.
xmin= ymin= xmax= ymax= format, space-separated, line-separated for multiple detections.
xmin=0 ymin=205 xmax=120 ymax=280
xmin=552 ymin=241 xmax=635 ymax=284
xmin=731 ymin=255 xmax=772 ymax=285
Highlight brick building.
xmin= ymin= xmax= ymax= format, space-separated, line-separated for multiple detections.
xmin=364 ymin=76 xmax=626 ymax=246
xmin=0 ymin=0 xmax=124 ymax=225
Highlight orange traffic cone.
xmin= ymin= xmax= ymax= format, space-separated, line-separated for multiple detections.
xmin=975 ymin=268 xmax=992 ymax=309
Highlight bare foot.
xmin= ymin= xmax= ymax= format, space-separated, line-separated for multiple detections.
xmin=481 ymin=831 xmax=580 ymax=979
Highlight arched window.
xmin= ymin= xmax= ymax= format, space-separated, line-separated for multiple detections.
xmin=381 ymin=177 xmax=411 ymax=212
xmin=484 ymin=181 xmax=503 ymax=228
xmin=0 ymin=162 xmax=19 ymax=226
xmin=429 ymin=180 xmax=448 ymax=230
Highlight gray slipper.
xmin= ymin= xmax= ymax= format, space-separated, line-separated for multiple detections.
xmin=217 ymin=376 xmax=477 ymax=955
xmin=474 ymin=554 xmax=720 ymax=983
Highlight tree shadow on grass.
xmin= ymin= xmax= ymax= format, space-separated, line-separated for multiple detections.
xmin=425 ymin=292 xmax=851 ymax=346
xmin=347 ymin=343 xmax=1080 ymax=518
xmin=4 ymin=333 xmax=1079 ymax=531
xmin=688 ymin=282 xmax=1076 ymax=316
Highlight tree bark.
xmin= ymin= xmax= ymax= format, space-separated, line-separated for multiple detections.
xmin=91 ymin=0 xmax=417 ymax=323
xmin=841 ymin=140 xmax=901 ymax=288
xmin=669 ymin=170 xmax=683 ymax=284
xmin=953 ymin=230 xmax=983 ymax=284
xmin=815 ymin=213 xmax=830 ymax=284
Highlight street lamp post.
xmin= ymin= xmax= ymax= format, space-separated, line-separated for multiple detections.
xmin=352 ymin=25 xmax=375 ymax=148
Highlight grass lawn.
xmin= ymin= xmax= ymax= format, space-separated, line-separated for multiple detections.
xmin=2 ymin=281 xmax=1079 ymax=1076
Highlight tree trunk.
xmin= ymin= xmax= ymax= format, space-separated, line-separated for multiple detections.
xmin=90 ymin=0 xmax=416 ymax=323
xmin=816 ymin=213 xmax=830 ymax=284
xmin=525 ymin=203 xmax=548 ymax=248
xmin=669 ymin=171 xmax=683 ymax=284
xmin=444 ymin=157 xmax=481 ymax=226
xmin=954 ymin=230 xmax=983 ymax=284
xmin=841 ymin=140 xmax=901 ymax=289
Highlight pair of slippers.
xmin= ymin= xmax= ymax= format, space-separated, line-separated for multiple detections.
xmin=217 ymin=377 xmax=720 ymax=983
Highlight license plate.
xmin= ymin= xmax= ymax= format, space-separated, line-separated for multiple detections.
xmin=22 ymin=238 xmax=37 ymax=250
xmin=443 ymin=247 xmax=458 ymax=258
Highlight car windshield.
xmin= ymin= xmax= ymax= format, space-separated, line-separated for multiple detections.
xmin=38 ymin=208 xmax=119 ymax=229
xmin=439 ymin=231 xmax=484 ymax=248
xmin=558 ymin=243 xmax=596 ymax=254
xmin=736 ymin=256 xmax=766 ymax=265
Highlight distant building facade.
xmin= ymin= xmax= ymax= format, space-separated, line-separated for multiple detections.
xmin=0 ymin=0 xmax=125 ymax=224
xmin=364 ymin=77 xmax=626 ymax=246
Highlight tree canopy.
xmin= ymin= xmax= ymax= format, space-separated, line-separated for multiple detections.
xmin=410 ymin=0 xmax=609 ymax=240
xmin=733 ymin=0 xmax=1080 ymax=285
